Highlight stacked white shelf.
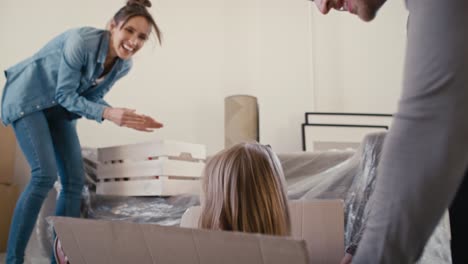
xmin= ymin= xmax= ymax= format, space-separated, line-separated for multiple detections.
xmin=83 ymin=140 xmax=206 ymax=196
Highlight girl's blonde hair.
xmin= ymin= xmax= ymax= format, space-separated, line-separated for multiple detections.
xmin=199 ymin=142 xmax=291 ymax=236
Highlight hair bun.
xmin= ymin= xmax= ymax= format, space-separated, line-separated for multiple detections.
xmin=127 ymin=0 xmax=151 ymax=8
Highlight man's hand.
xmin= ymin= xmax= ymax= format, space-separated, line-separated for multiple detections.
xmin=339 ymin=253 xmax=353 ymax=264
xmin=103 ymin=107 xmax=163 ymax=132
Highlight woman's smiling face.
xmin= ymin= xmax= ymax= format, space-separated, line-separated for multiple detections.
xmin=109 ymin=16 xmax=150 ymax=60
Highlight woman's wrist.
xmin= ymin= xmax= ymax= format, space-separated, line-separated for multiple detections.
xmin=102 ymin=107 xmax=111 ymax=120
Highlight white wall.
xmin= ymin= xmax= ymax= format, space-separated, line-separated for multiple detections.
xmin=311 ymin=1 xmax=408 ymax=113
xmin=0 ymin=0 xmax=313 ymax=154
xmin=0 ymin=0 xmax=408 ymax=155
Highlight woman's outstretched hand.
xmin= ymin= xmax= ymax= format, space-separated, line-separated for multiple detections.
xmin=103 ymin=107 xmax=163 ymax=132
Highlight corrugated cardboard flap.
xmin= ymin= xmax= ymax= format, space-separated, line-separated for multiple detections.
xmin=51 ymin=217 xmax=309 ymax=264
xmin=0 ymin=184 xmax=20 ymax=252
xmin=181 ymin=199 xmax=345 ymax=264
xmin=289 ymin=200 xmax=345 ymax=264
xmin=0 ymin=125 xmax=16 ymax=184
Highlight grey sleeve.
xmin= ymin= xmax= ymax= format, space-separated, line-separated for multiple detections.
xmin=353 ymin=0 xmax=468 ymax=263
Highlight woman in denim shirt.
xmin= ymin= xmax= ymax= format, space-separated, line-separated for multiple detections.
xmin=1 ymin=0 xmax=163 ymax=263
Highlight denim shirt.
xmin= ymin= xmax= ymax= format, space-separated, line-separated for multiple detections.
xmin=1 ymin=27 xmax=132 ymax=126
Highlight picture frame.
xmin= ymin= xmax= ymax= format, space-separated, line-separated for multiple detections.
xmin=302 ymin=113 xmax=393 ymax=151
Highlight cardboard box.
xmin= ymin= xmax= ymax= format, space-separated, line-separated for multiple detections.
xmin=0 ymin=125 xmax=16 ymax=184
xmin=181 ymin=199 xmax=345 ymax=264
xmin=52 ymin=216 xmax=310 ymax=264
xmin=0 ymin=184 xmax=20 ymax=252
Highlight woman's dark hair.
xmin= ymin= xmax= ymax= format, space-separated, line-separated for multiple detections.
xmin=112 ymin=0 xmax=162 ymax=44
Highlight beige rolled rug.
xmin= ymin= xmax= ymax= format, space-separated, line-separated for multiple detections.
xmin=224 ymin=95 xmax=259 ymax=148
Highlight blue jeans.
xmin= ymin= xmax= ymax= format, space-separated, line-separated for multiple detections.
xmin=6 ymin=106 xmax=84 ymax=264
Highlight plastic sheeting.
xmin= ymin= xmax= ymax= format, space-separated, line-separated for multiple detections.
xmin=283 ymin=132 xmax=451 ymax=264
xmin=37 ymin=132 xmax=451 ymax=263
xmin=82 ymin=190 xmax=200 ymax=226
xmin=283 ymin=134 xmax=382 ymax=252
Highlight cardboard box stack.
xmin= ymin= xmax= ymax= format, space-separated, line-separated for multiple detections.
xmin=0 ymin=125 xmax=20 ymax=252
xmin=84 ymin=140 xmax=206 ymax=196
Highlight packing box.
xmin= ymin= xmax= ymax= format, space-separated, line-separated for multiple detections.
xmin=0 ymin=125 xmax=16 ymax=184
xmin=52 ymin=216 xmax=310 ymax=264
xmin=0 ymin=184 xmax=20 ymax=252
xmin=52 ymin=199 xmax=344 ymax=264
xmin=83 ymin=140 xmax=206 ymax=196
xmin=181 ymin=199 xmax=345 ymax=264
